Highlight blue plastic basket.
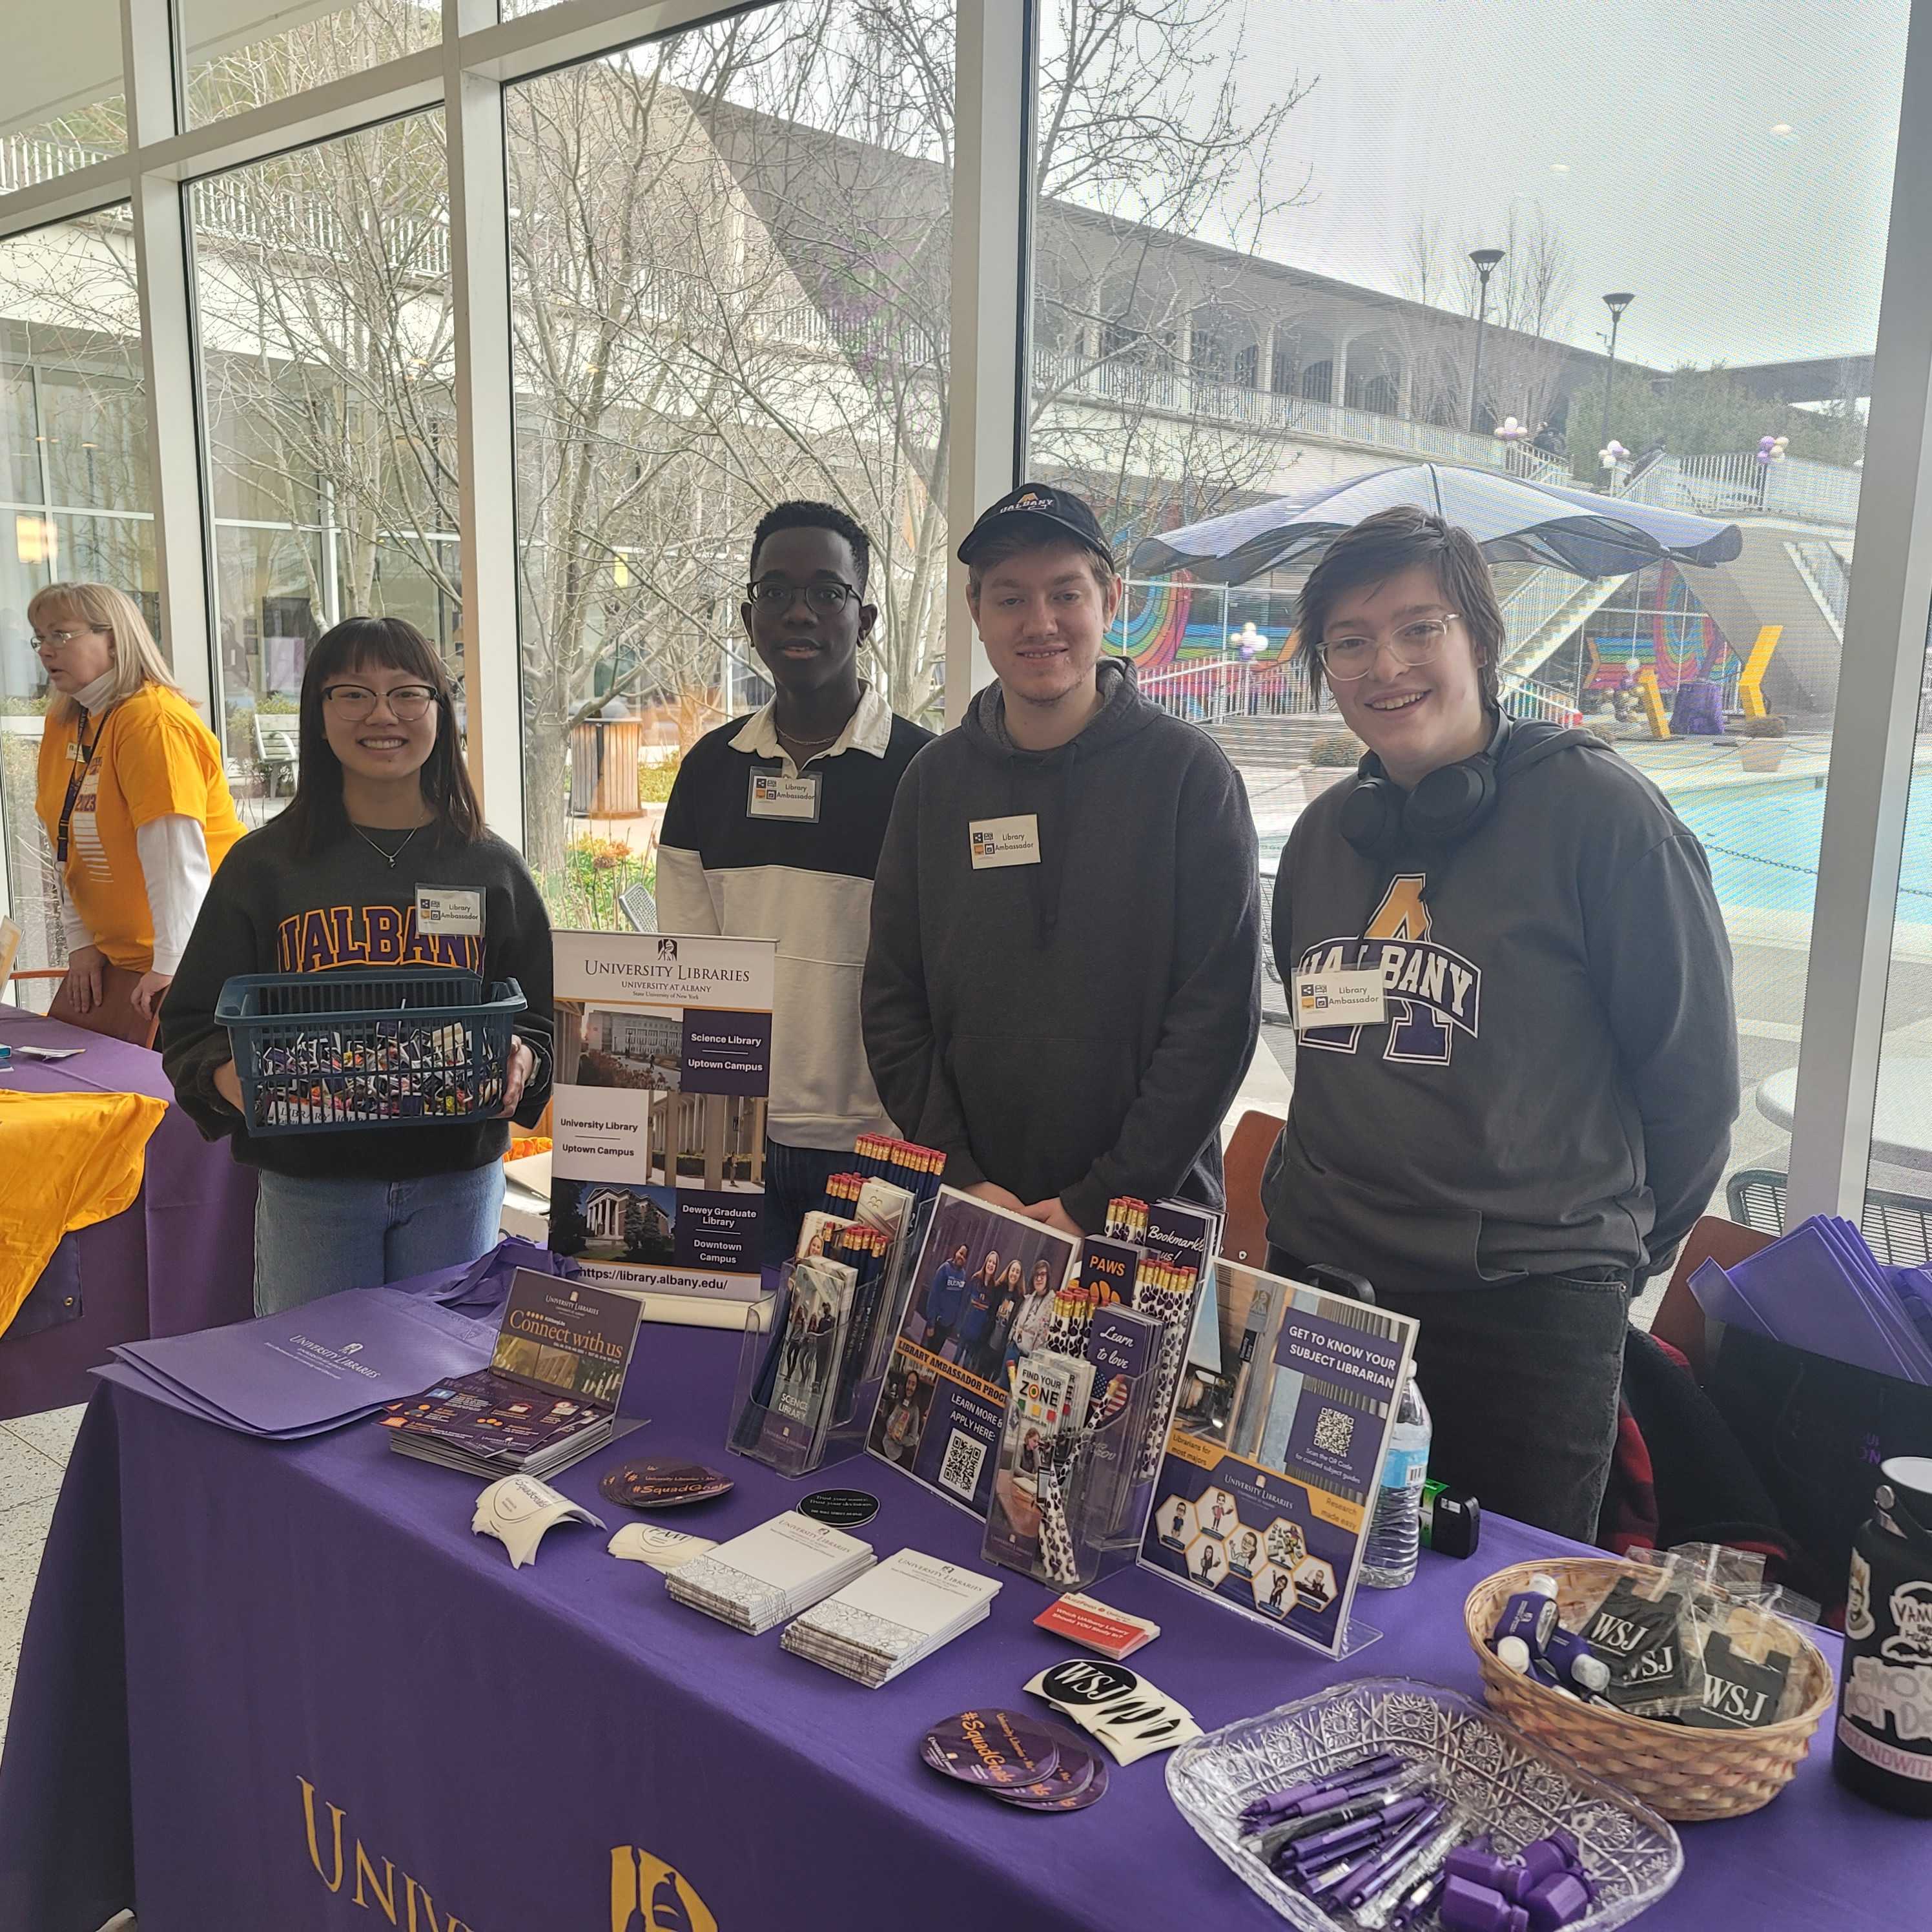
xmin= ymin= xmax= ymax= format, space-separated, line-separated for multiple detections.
xmin=215 ymin=968 xmax=526 ymax=1136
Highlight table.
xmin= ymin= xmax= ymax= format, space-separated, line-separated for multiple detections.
xmin=0 ymin=1009 xmax=254 ymax=1417
xmin=1755 ymin=1062 xmax=1932 ymax=1176
xmin=0 ymin=1315 xmax=1918 ymax=1932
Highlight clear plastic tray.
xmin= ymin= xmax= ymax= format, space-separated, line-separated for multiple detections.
xmin=1165 ymin=1677 xmax=1683 ymax=1931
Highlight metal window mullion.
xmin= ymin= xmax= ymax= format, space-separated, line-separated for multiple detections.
xmin=123 ymin=0 xmax=212 ymax=717
xmin=446 ymin=0 xmax=522 ymax=843
xmin=945 ymin=0 xmax=1033 ymax=725
xmin=1785 ymin=0 xmax=1932 ymax=1221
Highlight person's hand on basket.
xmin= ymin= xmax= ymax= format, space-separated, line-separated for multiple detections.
xmin=498 ymin=1036 xmax=537 ymax=1118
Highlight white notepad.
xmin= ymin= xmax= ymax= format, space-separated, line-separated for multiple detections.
xmin=781 ymin=1548 xmax=1002 ymax=1686
xmin=666 ymin=1512 xmax=875 ymax=1635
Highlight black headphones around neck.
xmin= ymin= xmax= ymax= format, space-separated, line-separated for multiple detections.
xmin=1338 ymin=711 xmax=1516 ymax=857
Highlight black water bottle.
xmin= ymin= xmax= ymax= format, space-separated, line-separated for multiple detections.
xmin=1833 ymin=1455 xmax=1932 ymax=1815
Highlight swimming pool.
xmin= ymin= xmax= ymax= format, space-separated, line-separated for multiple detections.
xmin=1674 ymin=779 xmax=1932 ymax=923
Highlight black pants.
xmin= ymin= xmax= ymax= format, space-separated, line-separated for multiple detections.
xmin=761 ymin=1140 xmax=848 ymax=1271
xmin=1268 ymin=1246 xmax=1630 ymax=1543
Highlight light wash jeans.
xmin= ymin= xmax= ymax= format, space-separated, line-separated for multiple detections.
xmin=252 ymin=1163 xmax=507 ymax=1315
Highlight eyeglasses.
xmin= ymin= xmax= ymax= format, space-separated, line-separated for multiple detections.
xmin=321 ymin=682 xmax=438 ymax=721
xmin=747 ymin=578 xmax=861 ymax=613
xmin=32 ymin=626 xmax=105 ymax=651
xmin=1317 ymin=614 xmax=1461 ymax=681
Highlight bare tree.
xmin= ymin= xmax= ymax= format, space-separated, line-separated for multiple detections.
xmin=1401 ymin=204 xmax=1576 ymax=437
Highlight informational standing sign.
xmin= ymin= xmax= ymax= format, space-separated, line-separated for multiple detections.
xmin=549 ymin=931 xmax=776 ymax=1302
xmin=1140 ymin=1261 xmax=1418 ymax=1658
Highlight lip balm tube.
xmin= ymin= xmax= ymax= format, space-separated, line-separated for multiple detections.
xmin=1490 ymin=1570 xmax=1561 ymax=1656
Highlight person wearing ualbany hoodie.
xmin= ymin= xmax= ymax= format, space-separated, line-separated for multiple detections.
xmin=1261 ymin=507 xmax=1737 ymax=1541
xmin=161 ymin=617 xmax=553 ymax=1314
xmin=863 ymin=482 xmax=1262 ymax=1241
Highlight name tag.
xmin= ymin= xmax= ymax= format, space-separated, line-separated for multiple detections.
xmin=1292 ymin=967 xmax=1386 ymax=1033
xmin=67 ymin=741 xmax=90 ymax=763
xmin=969 ymin=814 xmax=1042 ymax=869
xmin=416 ymin=886 xmax=484 ymax=936
xmin=747 ymin=768 xmax=821 ymax=821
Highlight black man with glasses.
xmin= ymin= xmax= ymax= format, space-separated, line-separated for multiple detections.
xmin=1260 ymin=506 xmax=1736 ymax=1543
xmin=657 ymin=500 xmax=932 ymax=1266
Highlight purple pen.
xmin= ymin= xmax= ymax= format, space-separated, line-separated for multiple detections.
xmin=1340 ymin=1800 xmax=1450 ymax=1909
xmin=1356 ymin=1816 xmax=1471 ymax=1931
xmin=1288 ymin=1794 xmax=1427 ymax=1869
xmin=1254 ymin=1766 xmax=1432 ymax=1856
xmin=1240 ymin=1752 xmax=1405 ymax=1826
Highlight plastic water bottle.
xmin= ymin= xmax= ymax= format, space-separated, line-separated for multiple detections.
xmin=1361 ymin=1375 xmax=1430 ymax=1588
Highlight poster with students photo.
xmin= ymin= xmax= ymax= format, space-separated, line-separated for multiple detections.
xmin=548 ymin=931 xmax=776 ymax=1300
xmin=865 ymin=1187 xmax=1079 ymax=1517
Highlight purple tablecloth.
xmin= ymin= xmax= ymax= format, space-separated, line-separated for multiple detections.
xmin=0 ymin=1009 xmax=254 ymax=1415
xmin=0 ymin=1308 xmax=1917 ymax=1931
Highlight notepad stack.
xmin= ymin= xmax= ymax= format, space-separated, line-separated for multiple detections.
xmin=781 ymin=1549 xmax=1003 ymax=1687
xmin=665 ymin=1512 xmax=876 ymax=1635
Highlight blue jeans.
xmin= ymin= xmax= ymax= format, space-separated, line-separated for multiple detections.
xmin=253 ymin=1163 xmax=508 ymax=1315
xmin=761 ymin=1140 xmax=848 ymax=1271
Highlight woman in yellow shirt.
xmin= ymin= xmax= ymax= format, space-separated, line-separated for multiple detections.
xmin=32 ymin=582 xmax=245 ymax=1025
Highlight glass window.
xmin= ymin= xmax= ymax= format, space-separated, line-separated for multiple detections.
xmin=506 ymin=5 xmax=952 ymax=921
xmin=1033 ymin=3 xmax=1908 ymax=1228
xmin=0 ymin=211 xmax=154 ymax=987
xmin=183 ymin=1 xmax=440 ymax=128
xmin=191 ymin=112 xmax=460 ymax=797
xmin=4 ymin=1 xmax=127 ymax=182
xmin=1862 ymin=607 xmax=1932 ymax=1251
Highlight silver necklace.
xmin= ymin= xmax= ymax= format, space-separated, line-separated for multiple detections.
xmin=353 ymin=822 xmax=422 ymax=869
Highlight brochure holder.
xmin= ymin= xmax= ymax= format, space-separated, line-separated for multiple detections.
xmin=1137 ymin=1259 xmax=1417 ymax=1661
xmin=981 ymin=1338 xmax=1169 ymax=1590
xmin=727 ymin=1193 xmax=936 ymax=1478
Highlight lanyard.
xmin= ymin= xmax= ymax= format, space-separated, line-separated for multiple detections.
xmin=54 ymin=713 xmax=105 ymax=865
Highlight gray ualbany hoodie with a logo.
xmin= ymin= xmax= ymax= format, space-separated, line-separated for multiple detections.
xmin=1262 ymin=726 xmax=1738 ymax=1295
xmin=863 ymin=659 xmax=1261 ymax=1231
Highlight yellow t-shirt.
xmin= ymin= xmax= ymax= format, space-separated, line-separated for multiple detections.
xmin=36 ymin=684 xmax=247 ymax=971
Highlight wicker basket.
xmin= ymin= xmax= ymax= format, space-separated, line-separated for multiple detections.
xmin=1463 ymin=1559 xmax=1834 ymax=1822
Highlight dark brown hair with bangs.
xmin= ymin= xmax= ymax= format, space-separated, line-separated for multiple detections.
xmin=1295 ymin=507 xmax=1503 ymax=710
xmin=279 ymin=616 xmax=481 ymax=859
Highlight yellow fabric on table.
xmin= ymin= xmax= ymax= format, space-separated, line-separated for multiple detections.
xmin=0 ymin=1090 xmax=167 ymax=1331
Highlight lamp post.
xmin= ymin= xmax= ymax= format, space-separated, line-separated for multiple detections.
xmin=1468 ymin=248 xmax=1505 ymax=432
xmin=1599 ymin=291 xmax=1636 ymax=475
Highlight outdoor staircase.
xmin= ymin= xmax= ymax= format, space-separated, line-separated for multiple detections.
xmin=1202 ymin=712 xmax=1346 ymax=765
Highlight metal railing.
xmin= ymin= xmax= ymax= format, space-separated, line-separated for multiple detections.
xmin=1499 ymin=673 xmax=1580 ymax=724
xmin=1787 ymin=539 xmax=1851 ymax=639
xmin=1656 ymin=452 xmax=1861 ymax=529
xmin=1135 ymin=652 xmax=1320 ymax=724
xmin=1033 ymin=345 xmax=1507 ymax=468
xmin=0 ymin=131 xmax=120 ymax=194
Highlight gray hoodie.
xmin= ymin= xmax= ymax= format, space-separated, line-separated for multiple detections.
xmin=1262 ymin=723 xmax=1738 ymax=1293
xmin=863 ymin=659 xmax=1260 ymax=1230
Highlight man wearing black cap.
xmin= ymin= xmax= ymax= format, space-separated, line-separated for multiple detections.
xmin=863 ymin=483 xmax=1261 ymax=1237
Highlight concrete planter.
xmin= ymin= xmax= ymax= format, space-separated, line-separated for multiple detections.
xmin=1739 ymin=741 xmax=1787 ymax=774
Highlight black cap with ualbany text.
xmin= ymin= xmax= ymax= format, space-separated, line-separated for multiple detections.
xmin=957 ymin=482 xmax=1114 ymax=569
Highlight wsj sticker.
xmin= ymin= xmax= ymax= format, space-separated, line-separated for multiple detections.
xmin=968 ymin=814 xmax=1042 ymax=870
xmin=416 ymin=886 xmax=484 ymax=936
xmin=1292 ymin=966 xmax=1386 ymax=1034
xmin=747 ymin=769 xmax=821 ymax=821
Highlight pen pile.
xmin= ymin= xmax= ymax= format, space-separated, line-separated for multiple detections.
xmin=1237 ymin=1753 xmax=1601 ymax=1930
xmin=250 ymin=1021 xmax=502 ymax=1128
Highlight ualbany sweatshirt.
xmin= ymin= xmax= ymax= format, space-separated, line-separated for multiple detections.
xmin=1261 ymin=724 xmax=1738 ymax=1293
xmin=159 ymin=814 xmax=554 ymax=1180
xmin=863 ymin=658 xmax=1261 ymax=1231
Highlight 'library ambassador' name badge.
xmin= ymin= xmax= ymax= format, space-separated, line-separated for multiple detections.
xmin=748 ymin=768 xmax=821 ymax=821
xmin=969 ymin=814 xmax=1042 ymax=868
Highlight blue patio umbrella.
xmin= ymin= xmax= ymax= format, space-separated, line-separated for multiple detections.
xmin=1128 ymin=462 xmax=1742 ymax=586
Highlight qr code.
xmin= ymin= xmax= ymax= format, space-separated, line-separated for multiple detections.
xmin=1313 ymin=1406 xmax=1355 ymax=1457
xmin=938 ymin=1428 xmax=986 ymax=1501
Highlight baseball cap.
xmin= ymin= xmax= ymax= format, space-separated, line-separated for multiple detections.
xmin=957 ymin=482 xmax=1114 ymax=570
